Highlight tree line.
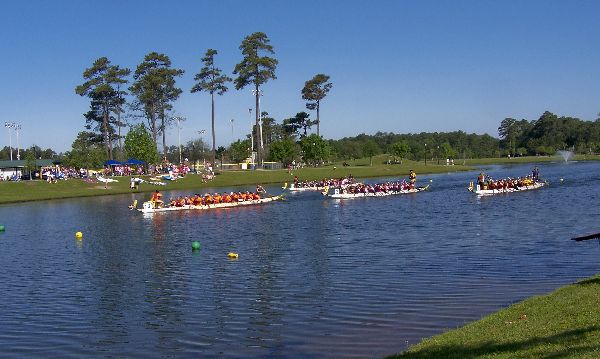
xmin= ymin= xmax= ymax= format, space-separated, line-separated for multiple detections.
xmin=68 ymin=31 xmax=333 ymax=168
xmin=3 ymin=110 xmax=599 ymax=166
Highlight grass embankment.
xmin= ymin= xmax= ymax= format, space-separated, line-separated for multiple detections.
xmin=388 ymin=275 xmax=600 ymax=358
xmin=464 ymin=154 xmax=600 ymax=166
xmin=0 ymin=156 xmax=469 ymax=204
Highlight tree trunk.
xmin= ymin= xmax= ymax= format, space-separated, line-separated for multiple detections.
xmin=316 ymin=100 xmax=320 ymax=137
xmin=103 ymin=105 xmax=111 ymax=160
xmin=255 ymin=83 xmax=261 ymax=166
xmin=117 ymin=109 xmax=122 ymax=157
xmin=161 ymin=109 xmax=167 ymax=161
xmin=211 ymin=92 xmax=216 ymax=166
xmin=149 ymin=103 xmax=158 ymax=151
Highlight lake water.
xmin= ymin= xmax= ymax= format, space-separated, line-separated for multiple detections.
xmin=1 ymin=161 xmax=599 ymax=358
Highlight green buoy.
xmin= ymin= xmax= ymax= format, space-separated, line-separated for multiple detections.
xmin=0 ymin=225 xmax=5 ymax=232
xmin=191 ymin=241 xmax=201 ymax=251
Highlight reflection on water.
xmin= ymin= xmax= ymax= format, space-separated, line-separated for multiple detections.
xmin=1 ymin=161 xmax=600 ymax=358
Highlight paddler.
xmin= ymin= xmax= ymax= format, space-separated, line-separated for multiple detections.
xmin=408 ymin=170 xmax=416 ymax=188
xmin=477 ymin=172 xmax=485 ymax=188
xmin=150 ymin=190 xmax=164 ymax=208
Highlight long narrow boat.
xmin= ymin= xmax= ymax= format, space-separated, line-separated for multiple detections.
xmin=136 ymin=195 xmax=283 ymax=213
xmin=325 ymin=185 xmax=429 ymax=199
xmin=287 ymin=183 xmax=323 ymax=192
xmin=468 ymin=182 xmax=545 ymax=196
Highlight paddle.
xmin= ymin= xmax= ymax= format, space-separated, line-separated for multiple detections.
xmin=256 ymin=184 xmax=286 ymax=200
xmin=571 ymin=232 xmax=600 ymax=241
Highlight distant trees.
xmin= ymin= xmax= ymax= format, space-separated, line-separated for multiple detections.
xmin=228 ymin=139 xmax=251 ymax=163
xmin=283 ymin=111 xmax=315 ymax=138
xmin=124 ymin=124 xmax=159 ymax=164
xmin=302 ymin=74 xmax=332 ymax=136
xmin=191 ymin=49 xmax=232 ymax=165
xmin=496 ymin=111 xmax=600 ymax=156
xmin=233 ymin=32 xmax=278 ymax=164
xmin=362 ymin=139 xmax=380 ymax=166
xmin=63 ymin=131 xmax=106 ymax=168
xmin=299 ymin=134 xmax=330 ymax=165
xmin=129 ymin=52 xmax=184 ymax=158
xmin=389 ymin=141 xmax=410 ymax=163
xmin=75 ymin=57 xmax=130 ymax=160
xmin=268 ymin=138 xmax=298 ymax=165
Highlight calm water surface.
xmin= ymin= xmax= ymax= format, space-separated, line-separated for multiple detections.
xmin=1 ymin=161 xmax=600 ymax=358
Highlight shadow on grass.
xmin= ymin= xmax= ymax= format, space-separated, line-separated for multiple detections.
xmin=387 ymin=326 xmax=600 ymax=359
xmin=576 ymin=277 xmax=600 ymax=286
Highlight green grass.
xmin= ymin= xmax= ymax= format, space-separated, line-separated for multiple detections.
xmin=2 ymin=153 xmax=598 ymax=204
xmin=387 ymin=275 xmax=600 ymax=358
xmin=464 ymin=154 xmax=600 ymax=166
xmin=0 ymin=156 xmax=469 ymax=204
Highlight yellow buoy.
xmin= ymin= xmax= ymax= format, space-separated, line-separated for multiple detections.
xmin=75 ymin=231 xmax=83 ymax=240
xmin=227 ymin=252 xmax=239 ymax=259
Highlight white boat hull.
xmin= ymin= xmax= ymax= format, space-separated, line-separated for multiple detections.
xmin=469 ymin=182 xmax=545 ymax=196
xmin=138 ymin=196 xmax=283 ymax=213
xmin=327 ymin=186 xmax=428 ymax=199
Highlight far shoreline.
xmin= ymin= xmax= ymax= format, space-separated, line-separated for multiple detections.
xmin=1 ymin=154 xmax=597 ymax=205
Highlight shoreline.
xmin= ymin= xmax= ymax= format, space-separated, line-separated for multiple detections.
xmin=387 ymin=274 xmax=600 ymax=358
xmin=0 ymin=160 xmax=472 ymax=205
xmin=2 ymin=154 xmax=598 ymax=205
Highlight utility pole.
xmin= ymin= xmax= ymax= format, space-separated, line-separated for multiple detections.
xmin=15 ymin=124 xmax=21 ymax=160
xmin=248 ymin=108 xmax=253 ymax=160
xmin=4 ymin=122 xmax=14 ymax=161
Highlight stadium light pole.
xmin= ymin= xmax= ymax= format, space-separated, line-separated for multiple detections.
xmin=248 ymin=108 xmax=253 ymax=155
xmin=15 ymin=124 xmax=22 ymax=160
xmin=172 ymin=116 xmax=185 ymax=164
xmin=252 ymin=89 xmax=264 ymax=164
xmin=198 ymin=129 xmax=206 ymax=161
xmin=4 ymin=122 xmax=14 ymax=161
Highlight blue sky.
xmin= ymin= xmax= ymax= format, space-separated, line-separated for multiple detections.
xmin=1 ymin=0 xmax=599 ymax=152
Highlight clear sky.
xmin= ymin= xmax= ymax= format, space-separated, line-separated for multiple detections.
xmin=1 ymin=0 xmax=599 ymax=152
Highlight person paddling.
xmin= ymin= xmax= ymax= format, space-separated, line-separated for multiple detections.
xmin=150 ymin=190 xmax=164 ymax=208
xmin=409 ymin=170 xmax=417 ymax=188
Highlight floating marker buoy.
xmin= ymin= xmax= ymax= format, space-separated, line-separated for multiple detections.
xmin=560 ymin=178 xmax=564 ymax=182
xmin=75 ymin=231 xmax=83 ymax=240
xmin=227 ymin=252 xmax=239 ymax=259
xmin=191 ymin=241 xmax=201 ymax=251
xmin=0 ymin=225 xmax=5 ymax=232
xmin=429 ymin=179 xmax=433 ymax=183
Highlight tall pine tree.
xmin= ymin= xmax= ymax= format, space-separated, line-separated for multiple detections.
xmin=191 ymin=49 xmax=232 ymax=166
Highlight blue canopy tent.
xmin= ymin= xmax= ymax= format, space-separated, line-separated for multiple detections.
xmin=125 ymin=159 xmax=145 ymax=165
xmin=104 ymin=160 xmax=122 ymax=166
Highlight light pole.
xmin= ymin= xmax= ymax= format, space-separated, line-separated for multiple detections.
xmin=15 ymin=124 xmax=21 ymax=160
xmin=251 ymin=89 xmax=264 ymax=164
xmin=230 ymin=119 xmax=234 ymax=143
xmin=424 ymin=143 xmax=427 ymax=165
xmin=248 ymin=108 xmax=254 ymax=157
xmin=198 ymin=129 xmax=206 ymax=163
xmin=4 ymin=122 xmax=15 ymax=161
xmin=436 ymin=145 xmax=440 ymax=165
xmin=173 ymin=116 xmax=185 ymax=164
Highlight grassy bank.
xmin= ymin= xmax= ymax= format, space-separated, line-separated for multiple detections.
xmin=387 ymin=275 xmax=600 ymax=358
xmin=0 ymin=157 xmax=469 ymax=204
xmin=463 ymin=154 xmax=600 ymax=166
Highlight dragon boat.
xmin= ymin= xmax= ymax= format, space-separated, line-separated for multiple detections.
xmin=324 ymin=185 xmax=429 ymax=199
xmin=286 ymin=183 xmax=325 ymax=192
xmin=135 ymin=195 xmax=283 ymax=213
xmin=468 ymin=181 xmax=545 ymax=196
